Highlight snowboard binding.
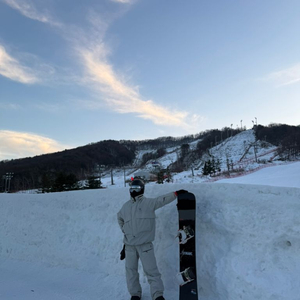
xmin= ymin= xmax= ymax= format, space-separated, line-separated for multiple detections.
xmin=178 ymin=225 xmax=194 ymax=244
xmin=177 ymin=267 xmax=196 ymax=286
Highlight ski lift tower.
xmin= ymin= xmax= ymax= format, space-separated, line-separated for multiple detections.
xmin=4 ymin=172 xmax=14 ymax=193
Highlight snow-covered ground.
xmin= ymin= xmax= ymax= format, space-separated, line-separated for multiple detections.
xmin=218 ymin=161 xmax=300 ymax=188
xmin=1 ymin=162 xmax=300 ymax=300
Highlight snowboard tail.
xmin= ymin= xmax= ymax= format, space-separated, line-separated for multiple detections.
xmin=177 ymin=192 xmax=198 ymax=300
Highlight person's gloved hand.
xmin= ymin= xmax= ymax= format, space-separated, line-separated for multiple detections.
xmin=120 ymin=244 xmax=125 ymax=260
xmin=175 ymin=189 xmax=188 ymax=196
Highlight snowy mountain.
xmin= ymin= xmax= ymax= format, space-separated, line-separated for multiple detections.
xmin=208 ymin=129 xmax=278 ymax=169
xmin=1 ymin=162 xmax=300 ymax=300
xmin=104 ymin=129 xmax=282 ymax=187
xmin=2 ymin=125 xmax=300 ymax=193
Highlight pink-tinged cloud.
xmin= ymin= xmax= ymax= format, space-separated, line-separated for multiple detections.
xmin=0 ymin=130 xmax=70 ymax=160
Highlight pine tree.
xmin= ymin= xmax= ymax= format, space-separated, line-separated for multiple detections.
xmin=165 ymin=167 xmax=172 ymax=182
xmin=87 ymin=176 xmax=101 ymax=189
xmin=216 ymin=158 xmax=221 ymax=173
xmin=211 ymin=157 xmax=216 ymax=175
xmin=157 ymin=170 xmax=164 ymax=184
xmin=202 ymin=161 xmax=210 ymax=175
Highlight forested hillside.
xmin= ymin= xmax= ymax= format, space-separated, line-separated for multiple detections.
xmin=1 ymin=124 xmax=299 ymax=192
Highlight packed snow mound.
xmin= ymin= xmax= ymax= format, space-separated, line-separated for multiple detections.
xmin=1 ymin=181 xmax=300 ymax=300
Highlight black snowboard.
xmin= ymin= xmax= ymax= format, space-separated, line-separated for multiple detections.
xmin=177 ymin=192 xmax=198 ymax=300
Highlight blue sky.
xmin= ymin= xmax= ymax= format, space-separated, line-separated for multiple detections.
xmin=1 ymin=0 xmax=300 ymax=160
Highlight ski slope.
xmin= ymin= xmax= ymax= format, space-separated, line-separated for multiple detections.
xmin=1 ymin=162 xmax=300 ymax=300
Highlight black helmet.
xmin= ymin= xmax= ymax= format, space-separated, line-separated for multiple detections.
xmin=130 ymin=178 xmax=145 ymax=198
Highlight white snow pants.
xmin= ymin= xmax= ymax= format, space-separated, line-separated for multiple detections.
xmin=125 ymin=242 xmax=164 ymax=300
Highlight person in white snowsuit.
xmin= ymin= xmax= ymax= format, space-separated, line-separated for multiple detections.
xmin=117 ymin=178 xmax=185 ymax=300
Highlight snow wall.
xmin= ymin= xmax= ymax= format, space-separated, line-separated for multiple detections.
xmin=1 ymin=183 xmax=300 ymax=300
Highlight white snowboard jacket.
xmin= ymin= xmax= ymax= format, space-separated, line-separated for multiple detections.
xmin=117 ymin=192 xmax=177 ymax=246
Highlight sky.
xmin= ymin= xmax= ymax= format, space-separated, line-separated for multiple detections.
xmin=1 ymin=0 xmax=300 ymax=160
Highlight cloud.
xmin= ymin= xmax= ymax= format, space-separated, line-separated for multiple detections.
xmin=0 ymin=130 xmax=70 ymax=161
xmin=0 ymin=45 xmax=39 ymax=84
xmin=0 ymin=44 xmax=61 ymax=85
xmin=79 ymin=46 xmax=191 ymax=127
xmin=111 ymin=0 xmax=133 ymax=3
xmin=2 ymin=0 xmax=61 ymax=26
xmin=2 ymin=1 xmax=203 ymax=130
xmin=71 ymin=11 xmax=204 ymax=130
xmin=262 ymin=64 xmax=300 ymax=87
xmin=0 ymin=103 xmax=21 ymax=110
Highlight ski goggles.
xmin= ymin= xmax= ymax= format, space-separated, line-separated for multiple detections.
xmin=129 ymin=185 xmax=142 ymax=193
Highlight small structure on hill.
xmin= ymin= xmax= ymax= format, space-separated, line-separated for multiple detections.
xmin=134 ymin=170 xmax=156 ymax=181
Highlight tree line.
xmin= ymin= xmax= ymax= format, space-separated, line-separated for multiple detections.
xmin=1 ymin=124 xmax=299 ymax=192
xmin=0 ymin=140 xmax=135 ymax=192
xmin=255 ymin=124 xmax=300 ymax=159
